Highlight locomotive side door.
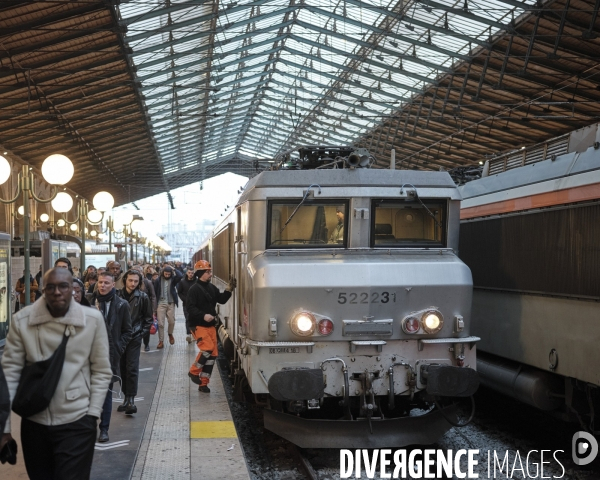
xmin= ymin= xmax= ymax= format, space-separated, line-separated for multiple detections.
xmin=234 ymin=205 xmax=248 ymax=341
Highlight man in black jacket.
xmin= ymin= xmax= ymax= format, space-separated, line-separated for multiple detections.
xmin=91 ymin=271 xmax=132 ymax=442
xmin=132 ymin=265 xmax=157 ymax=352
xmin=152 ymin=266 xmax=182 ymax=349
xmin=187 ymin=260 xmax=235 ymax=393
xmin=117 ymin=270 xmax=152 ymax=415
xmin=177 ymin=268 xmax=196 ymax=344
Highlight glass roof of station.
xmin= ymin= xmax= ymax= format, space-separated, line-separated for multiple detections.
xmin=117 ymin=0 xmax=537 ymax=176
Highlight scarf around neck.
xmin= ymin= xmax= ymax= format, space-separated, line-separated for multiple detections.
xmin=122 ymin=288 xmax=135 ymax=302
xmin=97 ymin=287 xmax=116 ymax=319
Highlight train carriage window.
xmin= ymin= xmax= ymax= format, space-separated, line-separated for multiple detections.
xmin=371 ymin=199 xmax=446 ymax=247
xmin=268 ymin=200 xmax=348 ymax=248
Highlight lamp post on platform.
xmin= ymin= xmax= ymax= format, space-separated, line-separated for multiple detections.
xmin=0 ymin=154 xmax=74 ymax=306
xmin=55 ymin=198 xmax=103 ymax=275
xmin=53 ymin=191 xmax=114 ymax=275
xmin=130 ymin=217 xmax=144 ymax=264
xmin=93 ymin=191 xmax=115 ymax=252
xmin=110 ymin=212 xmax=144 ymax=266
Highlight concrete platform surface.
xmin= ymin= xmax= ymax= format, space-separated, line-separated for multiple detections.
xmin=1 ymin=309 xmax=251 ymax=480
xmin=131 ymin=317 xmax=251 ymax=480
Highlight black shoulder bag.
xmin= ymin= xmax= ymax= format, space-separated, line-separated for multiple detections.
xmin=12 ymin=326 xmax=70 ymax=418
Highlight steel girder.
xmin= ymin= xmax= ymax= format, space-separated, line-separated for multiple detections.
xmin=119 ymin=0 xmax=212 ymax=26
xmin=138 ymin=44 xmax=282 ymax=87
xmin=276 ymin=59 xmax=403 ymax=109
xmin=125 ymin=0 xmax=277 ymax=42
xmin=303 ymin=4 xmax=471 ymax=61
xmin=342 ymin=0 xmax=494 ymax=49
xmin=285 ymin=34 xmax=436 ymax=91
xmin=136 ymin=15 xmax=293 ymax=56
xmin=292 ymin=19 xmax=453 ymax=74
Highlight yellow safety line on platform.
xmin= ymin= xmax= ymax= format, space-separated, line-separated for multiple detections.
xmin=190 ymin=421 xmax=238 ymax=439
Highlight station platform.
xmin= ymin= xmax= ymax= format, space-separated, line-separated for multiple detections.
xmin=2 ymin=310 xmax=251 ymax=480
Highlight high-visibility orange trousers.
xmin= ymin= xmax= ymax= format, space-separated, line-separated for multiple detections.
xmin=189 ymin=325 xmax=218 ymax=386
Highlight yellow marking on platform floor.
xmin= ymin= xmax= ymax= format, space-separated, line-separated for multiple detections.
xmin=190 ymin=421 xmax=238 ymax=438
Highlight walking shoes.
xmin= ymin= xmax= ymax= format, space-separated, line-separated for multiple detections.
xmin=168 ymin=334 xmax=175 ymax=345
xmin=188 ymin=372 xmax=200 ymax=385
xmin=117 ymin=397 xmax=131 ymax=412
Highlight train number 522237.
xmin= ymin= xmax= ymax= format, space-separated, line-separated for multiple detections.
xmin=337 ymin=292 xmax=396 ymax=304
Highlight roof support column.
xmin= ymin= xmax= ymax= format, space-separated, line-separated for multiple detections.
xmin=197 ymin=0 xmax=220 ymax=168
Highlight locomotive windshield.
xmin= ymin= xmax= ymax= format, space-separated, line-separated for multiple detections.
xmin=268 ymin=201 xmax=347 ymax=248
xmin=371 ymin=199 xmax=446 ymax=247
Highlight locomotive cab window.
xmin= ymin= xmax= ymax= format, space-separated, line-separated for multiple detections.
xmin=371 ymin=199 xmax=446 ymax=247
xmin=268 ymin=201 xmax=348 ymax=248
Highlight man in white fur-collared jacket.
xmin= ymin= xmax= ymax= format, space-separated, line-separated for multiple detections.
xmin=1 ymin=267 xmax=112 ymax=480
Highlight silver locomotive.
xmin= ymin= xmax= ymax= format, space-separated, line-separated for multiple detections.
xmin=459 ymin=123 xmax=600 ymax=430
xmin=196 ymin=147 xmax=479 ymax=448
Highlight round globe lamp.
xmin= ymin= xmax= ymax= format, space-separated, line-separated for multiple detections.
xmin=115 ymin=211 xmax=133 ymax=226
xmin=51 ymin=192 xmax=73 ymax=213
xmin=87 ymin=209 xmax=103 ymax=224
xmin=0 ymin=156 xmax=11 ymax=185
xmin=40 ymin=213 xmax=50 ymax=222
xmin=90 ymin=230 xmax=97 ymax=237
xmin=93 ymin=191 xmax=114 ymax=212
xmin=41 ymin=154 xmax=74 ymax=185
xmin=17 ymin=205 xmax=24 ymax=215
xmin=56 ymin=219 xmax=66 ymax=227
xmin=130 ymin=219 xmax=144 ymax=232
xmin=70 ymin=223 xmax=78 ymax=232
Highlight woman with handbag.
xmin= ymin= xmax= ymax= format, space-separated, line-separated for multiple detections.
xmin=1 ymin=268 xmax=112 ymax=480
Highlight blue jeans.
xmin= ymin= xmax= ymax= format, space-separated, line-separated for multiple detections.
xmin=99 ymin=382 xmax=113 ymax=431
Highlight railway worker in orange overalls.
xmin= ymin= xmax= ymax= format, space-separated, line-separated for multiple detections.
xmin=187 ymin=260 xmax=236 ymax=392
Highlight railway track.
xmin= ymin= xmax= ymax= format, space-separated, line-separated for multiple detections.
xmin=287 ymin=444 xmax=319 ymax=480
xmin=216 ymin=345 xmax=600 ymax=479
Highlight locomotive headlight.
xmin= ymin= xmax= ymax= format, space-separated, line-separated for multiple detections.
xmin=421 ymin=310 xmax=443 ymax=334
xmin=290 ymin=312 xmax=316 ymax=336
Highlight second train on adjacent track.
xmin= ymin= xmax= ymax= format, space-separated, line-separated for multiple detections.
xmin=458 ymin=124 xmax=600 ymax=431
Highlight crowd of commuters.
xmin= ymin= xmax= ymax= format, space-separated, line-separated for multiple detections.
xmin=0 ymin=257 xmax=230 ymax=479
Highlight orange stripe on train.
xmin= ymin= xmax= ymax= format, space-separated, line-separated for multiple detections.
xmin=461 ymin=182 xmax=600 ymax=219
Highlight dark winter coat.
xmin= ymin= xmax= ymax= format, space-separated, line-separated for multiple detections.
xmin=118 ymin=288 xmax=153 ymax=339
xmin=90 ymin=292 xmax=132 ymax=376
xmin=141 ymin=277 xmax=157 ymax=312
xmin=187 ymin=280 xmax=231 ymax=329
xmin=152 ymin=270 xmax=182 ymax=307
xmin=176 ymin=276 xmax=195 ymax=306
